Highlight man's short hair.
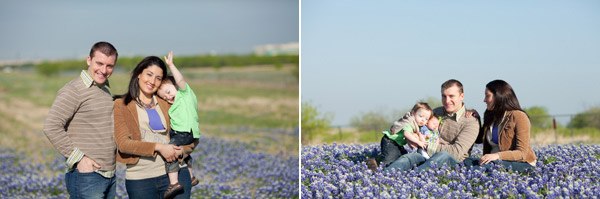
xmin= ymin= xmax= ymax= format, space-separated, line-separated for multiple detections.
xmin=441 ymin=79 xmax=464 ymax=94
xmin=90 ymin=41 xmax=118 ymax=59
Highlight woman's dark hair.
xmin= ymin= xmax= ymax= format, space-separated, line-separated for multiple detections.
xmin=483 ymin=79 xmax=525 ymax=129
xmin=116 ymin=56 xmax=167 ymax=105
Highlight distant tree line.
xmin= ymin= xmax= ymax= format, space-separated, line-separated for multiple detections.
xmin=522 ymin=106 xmax=600 ymax=130
xmin=34 ymin=54 xmax=299 ymax=76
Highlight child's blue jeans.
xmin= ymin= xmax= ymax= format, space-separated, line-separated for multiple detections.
xmin=166 ymin=129 xmax=196 ymax=173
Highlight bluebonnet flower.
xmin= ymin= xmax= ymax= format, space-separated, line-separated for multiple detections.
xmin=3 ymin=134 xmax=298 ymax=198
xmin=302 ymin=143 xmax=599 ymax=198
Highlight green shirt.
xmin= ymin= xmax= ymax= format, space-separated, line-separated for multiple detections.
xmin=169 ymin=83 xmax=201 ymax=138
xmin=382 ymin=125 xmax=415 ymax=146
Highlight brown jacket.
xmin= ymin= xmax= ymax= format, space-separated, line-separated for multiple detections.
xmin=483 ymin=110 xmax=537 ymax=164
xmin=113 ymin=97 xmax=196 ymax=165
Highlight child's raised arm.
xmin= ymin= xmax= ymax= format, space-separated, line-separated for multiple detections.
xmin=164 ymin=51 xmax=187 ymax=89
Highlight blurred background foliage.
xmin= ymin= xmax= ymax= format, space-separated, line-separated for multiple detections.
xmin=302 ymin=100 xmax=600 ymax=145
xmin=32 ymin=54 xmax=299 ymax=77
xmin=301 ymin=102 xmax=332 ymax=145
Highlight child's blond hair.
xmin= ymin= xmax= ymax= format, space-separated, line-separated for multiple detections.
xmin=410 ymin=102 xmax=432 ymax=114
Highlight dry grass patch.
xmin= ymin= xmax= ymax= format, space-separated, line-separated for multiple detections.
xmin=0 ymin=97 xmax=55 ymax=162
xmin=531 ymin=129 xmax=593 ymax=145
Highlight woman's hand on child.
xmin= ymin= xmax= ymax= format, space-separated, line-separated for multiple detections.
xmin=156 ymin=144 xmax=182 ymax=162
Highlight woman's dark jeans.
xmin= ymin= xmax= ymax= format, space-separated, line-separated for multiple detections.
xmin=125 ymin=167 xmax=192 ymax=199
xmin=463 ymin=157 xmax=534 ymax=172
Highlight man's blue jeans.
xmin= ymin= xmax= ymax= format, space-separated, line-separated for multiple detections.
xmin=65 ymin=169 xmax=116 ymax=199
xmin=384 ymin=152 xmax=426 ymax=172
xmin=416 ymin=151 xmax=459 ymax=171
xmin=384 ymin=151 xmax=458 ymax=172
xmin=125 ymin=167 xmax=192 ymax=199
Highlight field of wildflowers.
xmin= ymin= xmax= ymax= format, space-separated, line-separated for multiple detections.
xmin=302 ymin=143 xmax=599 ymax=198
xmin=1 ymin=137 xmax=298 ymax=199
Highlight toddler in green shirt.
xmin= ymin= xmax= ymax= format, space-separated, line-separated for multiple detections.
xmin=157 ymin=51 xmax=201 ymax=198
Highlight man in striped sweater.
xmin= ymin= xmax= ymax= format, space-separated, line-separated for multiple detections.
xmin=385 ymin=79 xmax=480 ymax=171
xmin=43 ymin=41 xmax=118 ymax=198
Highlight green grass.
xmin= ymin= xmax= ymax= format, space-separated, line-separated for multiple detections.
xmin=0 ymin=71 xmax=131 ymax=107
xmin=307 ymin=128 xmax=381 ymax=145
xmin=0 ymin=65 xmax=298 ymax=157
xmin=0 ymin=67 xmax=297 ymax=128
xmin=555 ymin=127 xmax=600 ymax=139
xmin=202 ymin=109 xmax=296 ymax=128
xmin=198 ymin=84 xmax=296 ymax=101
xmin=190 ymin=67 xmax=298 ymax=100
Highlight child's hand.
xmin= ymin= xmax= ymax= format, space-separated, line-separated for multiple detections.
xmin=417 ymin=141 xmax=427 ymax=149
xmin=408 ymin=142 xmax=418 ymax=149
xmin=164 ymin=51 xmax=175 ymax=67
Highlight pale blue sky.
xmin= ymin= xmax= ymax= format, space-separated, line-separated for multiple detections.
xmin=0 ymin=0 xmax=298 ymax=61
xmin=302 ymin=0 xmax=600 ymax=125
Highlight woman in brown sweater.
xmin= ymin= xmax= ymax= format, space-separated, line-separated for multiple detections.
xmin=464 ymin=79 xmax=537 ymax=172
xmin=114 ymin=56 xmax=196 ymax=198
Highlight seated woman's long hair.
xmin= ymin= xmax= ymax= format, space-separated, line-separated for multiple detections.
xmin=482 ymin=79 xmax=527 ymax=130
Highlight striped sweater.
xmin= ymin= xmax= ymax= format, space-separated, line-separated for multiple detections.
xmin=431 ymin=105 xmax=480 ymax=161
xmin=43 ymin=71 xmax=116 ymax=176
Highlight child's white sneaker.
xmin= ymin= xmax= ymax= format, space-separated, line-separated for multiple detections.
xmin=418 ymin=148 xmax=430 ymax=159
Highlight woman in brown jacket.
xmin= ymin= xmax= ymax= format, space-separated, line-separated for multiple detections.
xmin=114 ymin=56 xmax=196 ymax=199
xmin=464 ymin=79 xmax=537 ymax=172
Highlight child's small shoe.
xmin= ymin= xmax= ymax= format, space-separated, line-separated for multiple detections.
xmin=366 ymin=158 xmax=378 ymax=172
xmin=191 ymin=176 xmax=199 ymax=186
xmin=164 ymin=182 xmax=183 ymax=199
xmin=418 ymin=148 xmax=430 ymax=159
